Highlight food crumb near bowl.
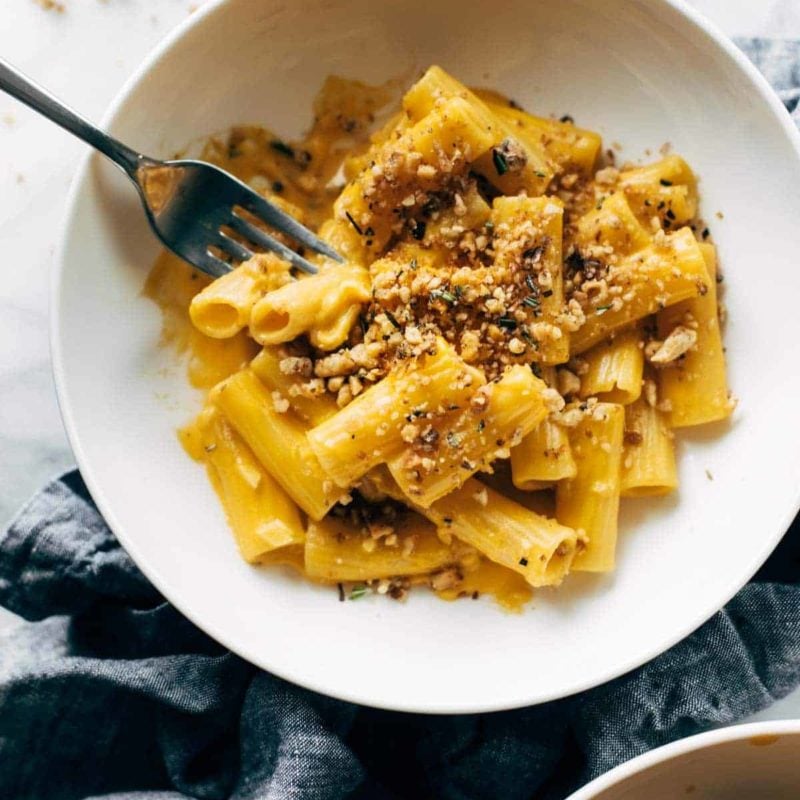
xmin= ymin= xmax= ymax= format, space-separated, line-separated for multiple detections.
xmin=33 ymin=0 xmax=65 ymax=12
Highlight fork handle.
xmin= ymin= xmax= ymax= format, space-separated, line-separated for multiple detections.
xmin=0 ymin=57 xmax=144 ymax=175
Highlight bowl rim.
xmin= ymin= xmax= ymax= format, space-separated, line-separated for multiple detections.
xmin=50 ymin=0 xmax=800 ymax=713
xmin=565 ymin=719 xmax=800 ymax=799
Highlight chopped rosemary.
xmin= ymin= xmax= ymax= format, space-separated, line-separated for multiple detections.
xmin=350 ymin=585 xmax=369 ymax=600
xmin=345 ymin=211 xmax=363 ymax=235
xmin=430 ymin=289 xmax=457 ymax=304
xmin=270 ymin=139 xmax=295 ymax=158
xmin=659 ymin=178 xmax=673 ymax=186
xmin=559 ymin=114 xmax=574 ymax=123
xmin=477 ymin=420 xmax=485 ymax=432
xmin=535 ymin=170 xmax=548 ymax=178
xmin=522 ymin=295 xmax=540 ymax=309
xmin=525 ymin=274 xmax=538 ymax=293
xmin=497 ymin=317 xmax=517 ymax=330
xmin=410 ymin=219 xmax=426 ymax=240
xmin=384 ymin=310 xmax=402 ymax=329
xmin=595 ymin=304 xmax=613 ymax=315
xmin=519 ymin=557 xmax=529 ymax=567
xmin=492 ymin=148 xmax=509 ymax=176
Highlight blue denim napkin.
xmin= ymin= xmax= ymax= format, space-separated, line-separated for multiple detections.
xmin=2 ymin=38 xmax=800 ymax=800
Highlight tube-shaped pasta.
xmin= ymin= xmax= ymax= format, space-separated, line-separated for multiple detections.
xmin=474 ymin=90 xmax=601 ymax=177
xmin=316 ymin=217 xmax=368 ymax=267
xmin=575 ymin=192 xmax=651 ymax=256
xmin=250 ymin=347 xmax=337 ymax=426
xmin=579 ymin=326 xmax=644 ymax=404
xmin=571 ymin=228 xmax=710 ymax=354
xmin=307 ymin=343 xmax=484 ymax=488
xmin=491 ymin=195 xmax=568 ymax=364
xmin=249 ymin=263 xmax=370 ymax=350
xmin=213 ymin=369 xmax=340 ymax=520
xmin=511 ymin=419 xmax=576 ymax=490
xmin=342 ymin=111 xmax=410 ymax=181
xmin=202 ymin=411 xmax=305 ymax=562
xmin=657 ymin=242 xmax=733 ymax=427
xmin=556 ymin=403 xmax=625 ymax=572
xmin=305 ymin=513 xmax=457 ymax=582
xmin=334 ymin=96 xmax=498 ymax=255
xmin=426 ymin=478 xmax=582 ymax=588
xmin=620 ymin=397 xmax=677 ymax=497
xmin=389 ymin=365 xmax=548 ymax=507
xmin=362 ymin=468 xmax=581 ymax=587
xmin=618 ymin=155 xmax=698 ymax=228
xmin=190 ymin=253 xmax=292 ymax=339
xmin=478 ymin=468 xmax=557 ymax=517
xmin=402 ymin=65 xmax=553 ymax=196
xmin=424 ymin=182 xmax=491 ymax=245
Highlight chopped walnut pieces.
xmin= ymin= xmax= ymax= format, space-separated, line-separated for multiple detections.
xmin=401 ymin=535 xmax=417 ymax=558
xmin=472 ymin=487 xmax=489 ymax=507
xmin=594 ymin=166 xmax=620 ymax=185
xmin=542 ymin=387 xmax=566 ymax=414
xmin=279 ymin=356 xmax=313 ymax=377
xmin=271 ymin=391 xmax=290 ymax=413
xmin=643 ymin=378 xmax=658 ymax=408
xmin=649 ymin=325 xmax=697 ymax=364
xmin=400 ymin=423 xmax=419 ymax=443
xmin=557 ymin=368 xmax=581 ymax=397
xmin=368 ymin=522 xmax=394 ymax=540
xmin=508 ymin=337 xmax=526 ymax=355
xmin=430 ymin=568 xmax=463 ymax=592
xmin=314 ymin=351 xmax=357 ymax=377
xmin=493 ymin=138 xmax=528 ymax=174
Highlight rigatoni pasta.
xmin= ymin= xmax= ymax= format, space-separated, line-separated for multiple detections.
xmin=201 ymin=411 xmax=305 ymax=562
xmin=620 ymin=396 xmax=678 ymax=497
xmin=147 ymin=66 xmax=732 ymax=608
xmin=556 ymin=403 xmax=625 ymax=572
xmin=656 ymin=242 xmax=734 ymax=427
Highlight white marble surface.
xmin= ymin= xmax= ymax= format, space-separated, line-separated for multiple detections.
xmin=1 ymin=0 xmax=799 ymax=721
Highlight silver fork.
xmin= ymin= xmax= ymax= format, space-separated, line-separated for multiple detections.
xmin=0 ymin=58 xmax=343 ymax=277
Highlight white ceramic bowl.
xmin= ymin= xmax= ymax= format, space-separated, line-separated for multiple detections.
xmin=52 ymin=0 xmax=800 ymax=712
xmin=566 ymin=721 xmax=800 ymax=799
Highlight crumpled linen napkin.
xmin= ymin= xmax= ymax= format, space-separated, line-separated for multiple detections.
xmin=1 ymin=472 xmax=799 ymax=800
xmin=2 ymin=37 xmax=800 ymax=800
